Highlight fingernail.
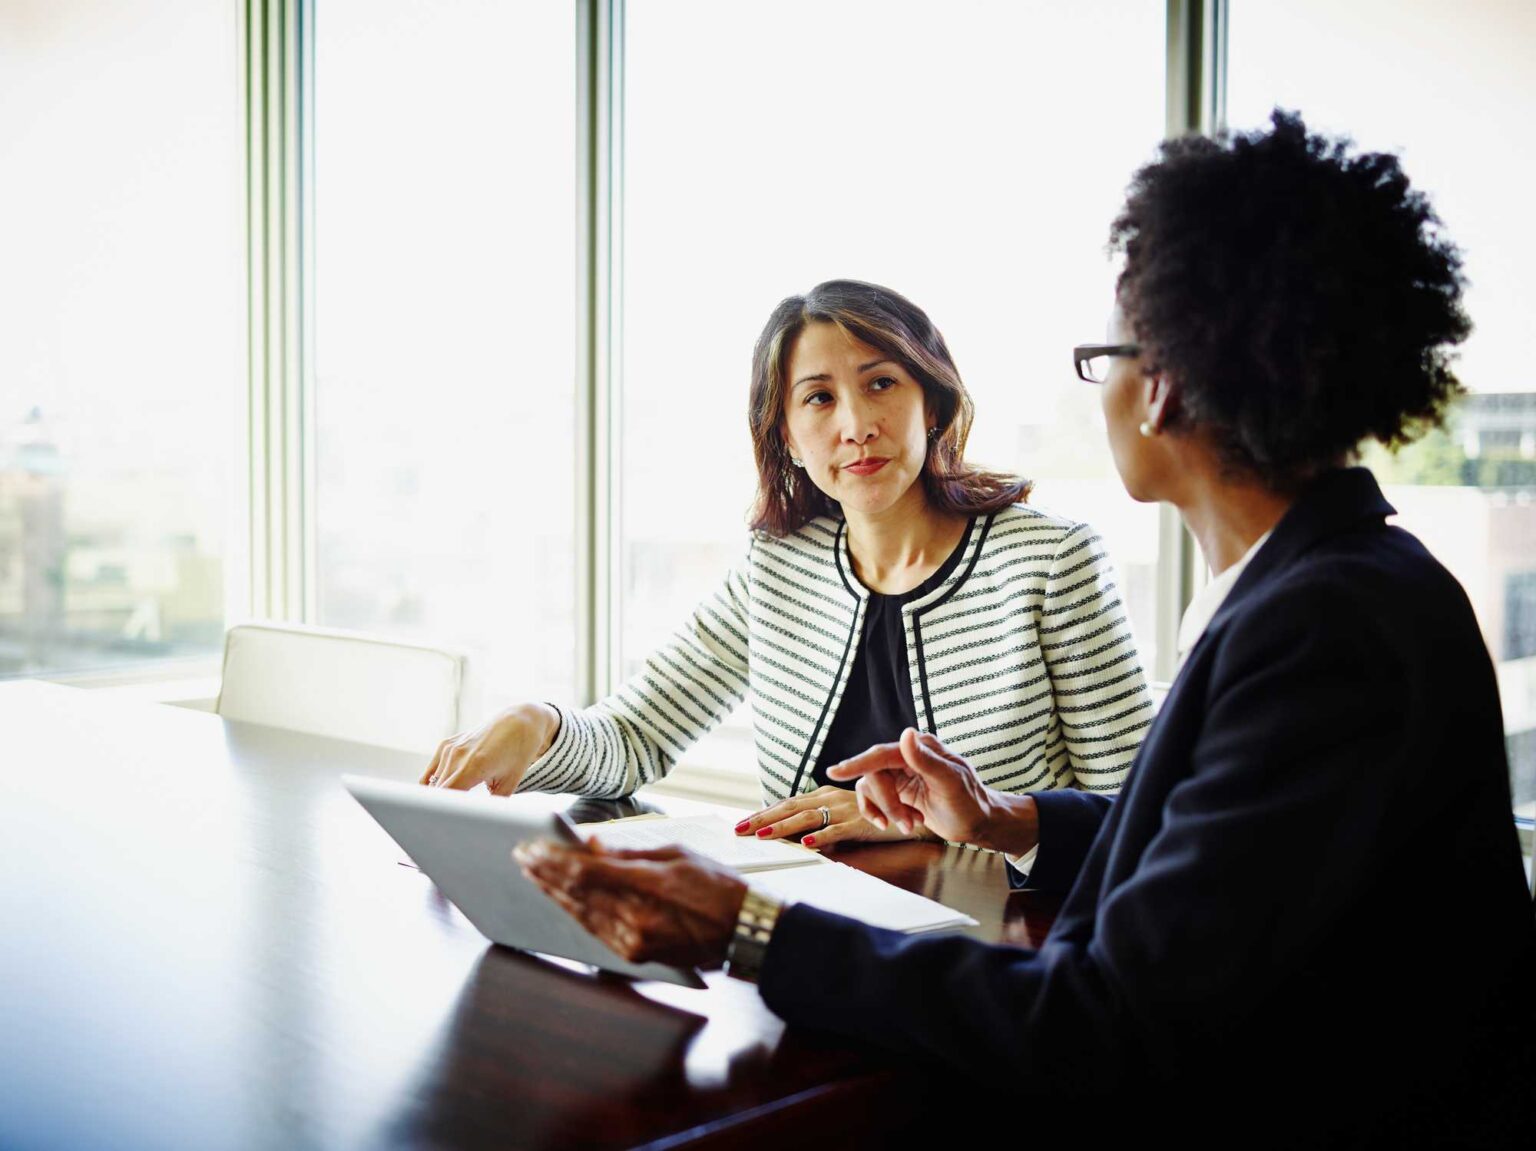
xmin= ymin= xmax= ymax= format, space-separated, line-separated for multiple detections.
xmin=757 ymin=828 xmax=775 ymax=838
xmin=802 ymin=836 xmax=816 ymax=847
xmin=898 ymin=820 xmax=912 ymax=835
xmin=734 ymin=819 xmax=751 ymax=833
xmin=870 ymin=815 xmax=887 ymax=830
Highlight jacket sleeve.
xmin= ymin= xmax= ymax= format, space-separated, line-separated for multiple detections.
xmin=517 ymin=542 xmax=754 ymax=798
xmin=759 ymin=581 xmax=1416 ymax=1091
xmin=1036 ymin=521 xmax=1154 ymax=793
xmin=1007 ymin=789 xmax=1114 ymax=892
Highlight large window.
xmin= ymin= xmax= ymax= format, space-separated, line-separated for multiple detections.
xmin=1227 ymin=0 xmax=1536 ymax=818
xmin=313 ymin=0 xmax=579 ymax=706
xmin=11 ymin=2 xmax=1531 ymax=831
xmin=621 ymin=0 xmax=1166 ymax=772
xmin=0 ymin=0 xmax=243 ymax=678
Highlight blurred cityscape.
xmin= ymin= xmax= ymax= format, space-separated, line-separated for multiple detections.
xmin=0 ymin=407 xmax=224 ymax=676
xmin=1367 ymin=395 xmax=1536 ymax=812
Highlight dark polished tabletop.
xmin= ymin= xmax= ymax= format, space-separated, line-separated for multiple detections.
xmin=0 ymin=681 xmax=1057 ymax=1150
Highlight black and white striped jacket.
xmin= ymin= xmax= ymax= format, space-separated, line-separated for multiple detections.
xmin=521 ymin=504 xmax=1154 ymax=804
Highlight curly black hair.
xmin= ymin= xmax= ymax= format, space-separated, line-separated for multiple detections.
xmin=1110 ymin=109 xmax=1471 ymax=491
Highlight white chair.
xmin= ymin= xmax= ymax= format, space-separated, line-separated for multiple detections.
xmin=216 ymin=622 xmax=466 ymax=755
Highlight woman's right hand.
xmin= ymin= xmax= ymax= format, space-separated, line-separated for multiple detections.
xmin=419 ymin=703 xmax=561 ymax=795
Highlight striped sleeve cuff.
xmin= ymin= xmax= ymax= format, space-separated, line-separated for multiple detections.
xmin=517 ymin=704 xmax=586 ymax=793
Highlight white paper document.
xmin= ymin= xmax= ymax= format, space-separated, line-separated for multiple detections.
xmin=583 ymin=814 xmax=828 ymax=873
xmin=748 ymin=860 xmax=978 ymax=935
xmin=582 ymin=813 xmax=977 ymax=935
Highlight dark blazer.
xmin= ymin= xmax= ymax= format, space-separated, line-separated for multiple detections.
xmin=759 ymin=469 xmax=1535 ymax=1145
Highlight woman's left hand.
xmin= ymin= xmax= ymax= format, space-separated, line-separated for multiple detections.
xmin=735 ymin=784 xmax=934 ymax=849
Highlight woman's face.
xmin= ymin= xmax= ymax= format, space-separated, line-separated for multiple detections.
xmin=781 ymin=321 xmax=933 ymax=523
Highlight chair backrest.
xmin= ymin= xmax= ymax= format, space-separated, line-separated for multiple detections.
xmin=216 ymin=622 xmax=465 ymax=754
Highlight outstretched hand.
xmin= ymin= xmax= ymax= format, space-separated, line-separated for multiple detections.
xmin=418 ymin=703 xmax=560 ymax=796
xmin=828 ymin=728 xmax=1039 ymax=856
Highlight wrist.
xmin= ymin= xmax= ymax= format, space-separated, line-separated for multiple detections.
xmin=976 ymin=792 xmax=1039 ymax=857
xmin=515 ymin=702 xmax=561 ymax=759
xmin=723 ymin=888 xmax=783 ymax=984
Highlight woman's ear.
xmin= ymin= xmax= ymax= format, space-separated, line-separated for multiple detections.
xmin=779 ymin=426 xmax=803 ymax=468
xmin=1143 ymin=373 xmax=1178 ymax=433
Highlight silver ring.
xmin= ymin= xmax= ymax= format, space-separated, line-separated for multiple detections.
xmin=818 ymin=805 xmax=831 ymax=830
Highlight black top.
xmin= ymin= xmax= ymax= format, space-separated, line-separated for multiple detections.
xmin=812 ymin=519 xmax=974 ymax=788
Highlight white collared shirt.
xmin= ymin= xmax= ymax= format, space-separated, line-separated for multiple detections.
xmin=1007 ymin=529 xmax=1272 ymax=881
xmin=1176 ymin=529 xmax=1273 ymax=667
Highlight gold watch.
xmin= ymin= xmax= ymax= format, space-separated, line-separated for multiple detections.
xmin=723 ymin=889 xmax=784 ymax=984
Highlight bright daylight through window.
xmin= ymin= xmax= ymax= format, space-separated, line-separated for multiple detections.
xmin=0 ymin=0 xmax=242 ymax=679
xmin=1227 ymin=0 xmax=1536 ymax=821
xmin=622 ymin=0 xmax=1165 ymax=777
xmin=5 ymin=0 xmax=1532 ymax=833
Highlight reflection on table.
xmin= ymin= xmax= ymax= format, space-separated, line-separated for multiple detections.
xmin=0 ymin=681 xmax=1057 ymax=1150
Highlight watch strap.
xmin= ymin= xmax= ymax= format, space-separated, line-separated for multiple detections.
xmin=723 ymin=889 xmax=784 ymax=984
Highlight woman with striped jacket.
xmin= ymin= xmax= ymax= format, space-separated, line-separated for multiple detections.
xmin=423 ymin=281 xmax=1153 ymax=849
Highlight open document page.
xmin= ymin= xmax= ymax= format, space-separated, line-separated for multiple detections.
xmin=747 ymin=860 xmax=977 ymax=934
xmin=581 ymin=814 xmax=827 ymax=873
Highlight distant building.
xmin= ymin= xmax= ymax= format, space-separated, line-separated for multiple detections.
xmin=1387 ymin=392 xmax=1536 ymax=811
xmin=1459 ymin=392 xmax=1536 ymax=462
xmin=0 ymin=409 xmax=67 ymax=673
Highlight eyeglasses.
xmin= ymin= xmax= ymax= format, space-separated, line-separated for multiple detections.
xmin=1073 ymin=343 xmax=1141 ymax=384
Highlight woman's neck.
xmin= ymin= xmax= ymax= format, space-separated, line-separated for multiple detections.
xmin=1148 ymin=430 xmax=1296 ymax=574
xmin=1173 ymin=464 xmax=1295 ymax=576
xmin=844 ymin=486 xmax=968 ymax=595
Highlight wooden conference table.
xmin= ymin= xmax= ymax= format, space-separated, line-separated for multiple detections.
xmin=0 ymin=681 xmax=1059 ymax=1151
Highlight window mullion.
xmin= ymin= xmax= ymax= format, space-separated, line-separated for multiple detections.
xmin=576 ymin=0 xmax=624 ymax=706
xmin=245 ymin=0 xmax=311 ymax=624
xmin=1155 ymin=0 xmax=1228 ymax=680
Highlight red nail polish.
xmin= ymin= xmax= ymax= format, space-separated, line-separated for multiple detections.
xmin=734 ymin=819 xmax=751 ymax=833
xmin=756 ymin=828 xmax=772 ymax=838
xmin=803 ymin=836 xmax=816 ymax=847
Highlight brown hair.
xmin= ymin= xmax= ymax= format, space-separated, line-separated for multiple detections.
xmin=748 ymin=280 xmax=1030 ymax=536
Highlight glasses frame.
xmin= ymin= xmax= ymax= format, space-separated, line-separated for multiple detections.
xmin=1073 ymin=343 xmax=1141 ymax=383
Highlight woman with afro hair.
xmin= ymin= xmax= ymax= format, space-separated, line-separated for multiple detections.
xmin=521 ymin=111 xmax=1535 ymax=1146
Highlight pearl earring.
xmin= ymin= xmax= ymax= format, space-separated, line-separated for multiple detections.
xmin=927 ymin=427 xmax=940 ymax=441
xmin=789 ymin=456 xmax=804 ymax=468
xmin=1139 ymin=421 xmax=1156 ymax=438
